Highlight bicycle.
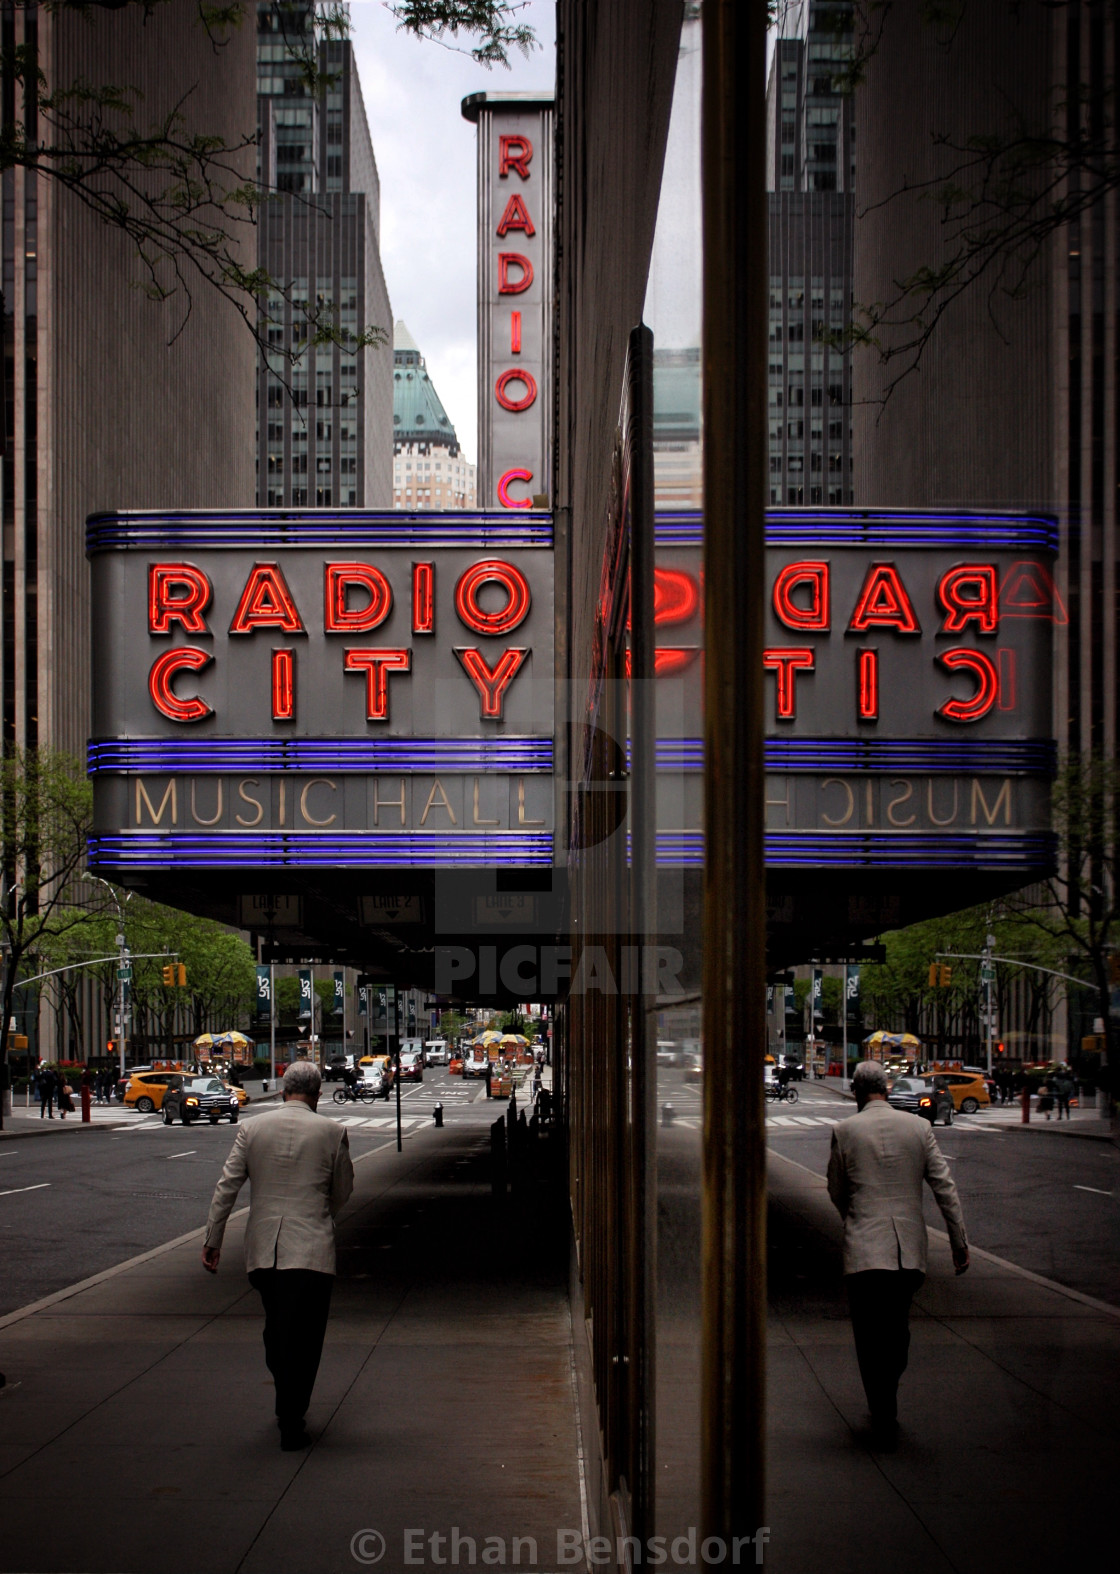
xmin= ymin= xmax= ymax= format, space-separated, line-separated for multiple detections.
xmin=764 ymin=1081 xmax=799 ymax=1105
xmin=333 ymin=1082 xmax=376 ymax=1105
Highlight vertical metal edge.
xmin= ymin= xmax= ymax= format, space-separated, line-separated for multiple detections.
xmin=700 ymin=0 xmax=768 ymax=1544
xmin=626 ymin=321 xmax=657 ymax=1543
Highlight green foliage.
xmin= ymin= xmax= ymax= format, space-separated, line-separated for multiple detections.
xmin=389 ymin=1 xmax=536 ymax=68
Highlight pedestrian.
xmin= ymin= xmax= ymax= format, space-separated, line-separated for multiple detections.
xmin=1054 ymin=1068 xmax=1075 ymax=1121
xmin=827 ymin=1060 xmax=969 ymax=1450
xmin=1037 ymin=1079 xmax=1055 ymax=1120
xmin=56 ymin=1074 xmax=74 ymax=1120
xmin=201 ymin=1061 xmax=354 ymax=1451
xmin=37 ymin=1064 xmax=56 ymax=1120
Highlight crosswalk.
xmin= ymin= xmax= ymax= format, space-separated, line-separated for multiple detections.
xmin=667 ymin=1111 xmax=841 ymax=1131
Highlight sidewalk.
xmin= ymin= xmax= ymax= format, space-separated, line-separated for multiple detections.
xmin=0 ymin=1119 xmax=581 ymax=1574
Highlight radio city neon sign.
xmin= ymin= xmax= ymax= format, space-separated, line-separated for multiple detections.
xmin=763 ymin=558 xmax=1063 ymax=723
xmin=493 ymin=133 xmax=540 ymax=511
xmin=145 ymin=558 xmax=534 ymax=725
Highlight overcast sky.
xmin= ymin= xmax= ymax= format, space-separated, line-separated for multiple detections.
xmin=349 ymin=1 xmax=556 ymax=465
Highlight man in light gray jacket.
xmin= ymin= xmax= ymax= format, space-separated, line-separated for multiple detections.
xmin=827 ymin=1060 xmax=969 ymax=1448
xmin=202 ymin=1061 xmax=354 ymax=1450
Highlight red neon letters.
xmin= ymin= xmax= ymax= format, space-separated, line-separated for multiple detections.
xmin=149 ymin=564 xmax=212 ymax=635
xmin=936 ymin=648 xmax=999 ymax=722
xmin=653 ymin=569 xmax=700 ymax=627
xmin=455 ymin=560 xmax=532 ymax=635
xmin=456 ymin=648 xmax=528 ymax=721
xmin=495 ymin=192 xmax=535 ymax=237
xmin=857 ymin=648 xmax=879 ymax=721
xmin=510 ymin=310 xmax=522 ymax=354
xmin=773 ymin=561 xmax=830 ymax=632
xmin=494 ymin=369 xmax=538 ymax=412
xmin=344 ymin=649 xmax=411 ymax=722
xmin=764 ymin=648 xmax=815 ymax=720
xmin=412 ymin=563 xmax=434 ymax=634
xmin=497 ymin=253 xmax=534 ymax=294
xmin=937 ymin=564 xmax=998 ymax=634
xmin=271 ymin=648 xmax=295 ymax=721
xmin=848 ymin=564 xmax=922 ymax=634
xmin=499 ymin=135 xmax=533 ymax=179
xmin=148 ymin=647 xmax=213 ymax=723
xmin=497 ymin=469 xmax=534 ymax=510
xmin=229 ymin=563 xmax=304 ymax=634
xmin=324 ymin=563 xmax=393 ymax=633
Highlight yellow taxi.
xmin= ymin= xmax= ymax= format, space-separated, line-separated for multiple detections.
xmin=931 ymin=1070 xmax=990 ymax=1113
xmin=122 ymin=1070 xmax=187 ymax=1113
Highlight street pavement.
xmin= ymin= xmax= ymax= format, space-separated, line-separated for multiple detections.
xmin=1 ymin=1068 xmax=1117 ymax=1574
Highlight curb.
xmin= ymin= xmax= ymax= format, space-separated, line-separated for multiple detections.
xmin=1002 ymin=1120 xmax=1115 ymax=1144
xmin=0 ymin=1120 xmax=131 ymax=1141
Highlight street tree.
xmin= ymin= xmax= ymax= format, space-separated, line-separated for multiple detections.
xmin=1 ymin=0 xmax=536 ymax=364
xmin=0 ymin=750 xmax=92 ymax=1125
xmin=818 ymin=2 xmax=1114 ymax=401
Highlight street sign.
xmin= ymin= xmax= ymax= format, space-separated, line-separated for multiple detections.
xmin=117 ymin=966 xmax=132 ymax=982
xmin=980 ymin=964 xmax=994 ymax=983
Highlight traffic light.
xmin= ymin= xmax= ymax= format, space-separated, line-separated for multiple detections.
xmin=996 ymin=1041 xmax=1005 ymax=1057
xmin=940 ymin=964 xmax=952 ymax=987
xmin=176 ymin=963 xmax=187 ymax=987
xmin=928 ymin=963 xmax=938 ymax=987
xmin=162 ymin=964 xmax=175 ymax=986
xmin=161 ymin=963 xmax=187 ymax=987
xmin=928 ymin=963 xmax=953 ymax=987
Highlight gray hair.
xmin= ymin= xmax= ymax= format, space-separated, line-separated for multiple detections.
xmin=283 ymin=1060 xmax=321 ymax=1098
xmin=852 ymin=1060 xmax=888 ymax=1098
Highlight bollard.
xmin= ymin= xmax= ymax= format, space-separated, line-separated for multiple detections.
xmin=80 ymin=1083 xmax=92 ymax=1124
xmin=662 ymin=1102 xmax=675 ymax=1128
xmin=1020 ymin=1085 xmax=1031 ymax=1124
xmin=433 ymin=1101 xmax=444 ymax=1128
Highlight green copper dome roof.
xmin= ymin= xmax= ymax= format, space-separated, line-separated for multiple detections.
xmin=393 ymin=320 xmax=460 ymax=453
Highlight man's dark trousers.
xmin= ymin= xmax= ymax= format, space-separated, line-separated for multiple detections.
xmin=248 ymin=1268 xmax=333 ymax=1430
xmin=846 ymin=1269 xmax=924 ymax=1423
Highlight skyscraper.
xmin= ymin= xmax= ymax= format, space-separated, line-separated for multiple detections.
xmin=764 ymin=3 xmax=855 ymax=507
xmin=391 ymin=322 xmax=477 ymax=510
xmin=255 ymin=2 xmax=392 ymax=509
xmin=1 ymin=2 xmax=257 ymax=757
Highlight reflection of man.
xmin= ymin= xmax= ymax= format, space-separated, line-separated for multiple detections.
xmin=202 ymin=1063 xmax=354 ymax=1450
xmin=827 ymin=1061 xmax=969 ymax=1449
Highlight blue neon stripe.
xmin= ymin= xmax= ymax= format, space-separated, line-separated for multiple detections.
xmin=636 ymin=738 xmax=1056 ymax=774
xmin=88 ymin=831 xmax=554 ymax=869
xmin=87 ymin=736 xmax=555 ymax=776
xmin=651 ymin=829 xmax=1057 ymax=870
xmin=86 ymin=509 xmax=553 ymax=553
xmin=653 ymin=509 xmax=1058 ymax=553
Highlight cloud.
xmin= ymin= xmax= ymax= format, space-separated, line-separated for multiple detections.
xmin=350 ymin=1 xmax=556 ymax=464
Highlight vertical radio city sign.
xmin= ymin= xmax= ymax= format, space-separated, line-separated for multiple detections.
xmin=462 ymin=91 xmax=553 ymax=511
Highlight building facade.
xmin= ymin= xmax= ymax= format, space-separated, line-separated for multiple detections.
xmin=255 ymin=2 xmax=393 ymax=509
xmin=2 ymin=1 xmax=257 ymax=759
xmin=391 ymin=322 xmax=476 ymax=510
xmin=765 ymin=4 xmax=855 ymax=506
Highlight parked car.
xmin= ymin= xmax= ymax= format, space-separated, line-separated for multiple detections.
xmin=887 ymin=1076 xmax=954 ymax=1125
xmin=162 ymin=1077 xmax=240 ymax=1125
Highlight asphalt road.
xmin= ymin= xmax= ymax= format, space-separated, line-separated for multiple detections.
xmin=763 ymin=1086 xmax=1120 ymax=1306
xmin=0 ymin=1068 xmax=499 ymax=1316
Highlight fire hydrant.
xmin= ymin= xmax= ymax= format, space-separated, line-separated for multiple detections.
xmin=433 ymin=1101 xmax=444 ymax=1128
xmin=1020 ymin=1085 xmax=1031 ymax=1124
xmin=80 ymin=1077 xmax=92 ymax=1124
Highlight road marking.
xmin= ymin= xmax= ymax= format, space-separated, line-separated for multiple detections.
xmin=1074 ymin=1185 xmax=1113 ymax=1196
xmin=166 ymin=1151 xmax=197 ymax=1160
xmin=0 ymin=1183 xmax=51 ymax=1197
xmin=0 ymin=1150 xmax=18 ymax=1158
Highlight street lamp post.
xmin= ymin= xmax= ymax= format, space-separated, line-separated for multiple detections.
xmin=83 ymin=874 xmax=131 ymax=1080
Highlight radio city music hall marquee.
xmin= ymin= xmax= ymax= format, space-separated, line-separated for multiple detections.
xmin=87 ymin=510 xmax=555 ymax=870
xmin=87 ymin=508 xmax=1057 ymax=879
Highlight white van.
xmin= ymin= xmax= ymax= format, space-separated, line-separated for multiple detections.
xmin=425 ymin=1039 xmax=449 ymax=1065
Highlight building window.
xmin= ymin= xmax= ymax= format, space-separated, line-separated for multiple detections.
xmin=787 ymin=486 xmax=803 ymax=504
xmin=316 ymin=487 xmax=333 ymax=506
